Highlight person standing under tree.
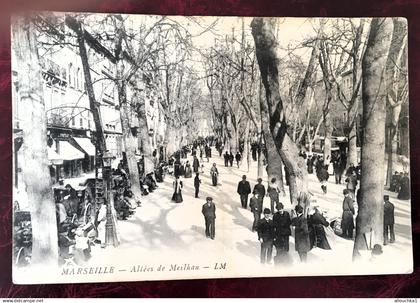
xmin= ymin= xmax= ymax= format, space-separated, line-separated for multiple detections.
xmin=291 ymin=205 xmax=310 ymax=262
xmin=250 ymin=191 xmax=262 ymax=232
xmin=272 ymin=202 xmax=291 ymax=264
xmin=202 ymin=197 xmax=216 ymax=239
xmin=341 ymin=189 xmax=355 ymax=239
xmin=383 ymin=195 xmax=395 ymax=245
xmin=210 ymin=163 xmax=219 ymax=186
xmin=267 ymin=178 xmax=280 ymax=214
xmin=237 ymin=175 xmax=251 ymax=209
xmin=253 ymin=178 xmax=266 ymax=209
xmin=257 ymin=208 xmax=274 ymax=264
xmin=194 ymin=173 xmax=201 ymax=198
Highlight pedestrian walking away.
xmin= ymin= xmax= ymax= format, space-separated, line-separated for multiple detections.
xmin=291 ymin=205 xmax=311 ymax=262
xmin=250 ymin=191 xmax=262 ymax=232
xmin=253 ymin=178 xmax=266 ymax=208
xmin=383 ymin=195 xmax=395 ymax=245
xmin=202 ymin=197 xmax=216 ymax=239
xmin=237 ymin=175 xmax=251 ymax=209
xmin=267 ymin=178 xmax=280 ymax=214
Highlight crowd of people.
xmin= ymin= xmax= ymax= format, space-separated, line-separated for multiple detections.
xmin=166 ymin=137 xmax=404 ymax=265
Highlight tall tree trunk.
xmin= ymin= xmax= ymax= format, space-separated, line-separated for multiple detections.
xmin=266 ymin=133 xmax=286 ymax=196
xmin=347 ymin=117 xmax=358 ymax=167
xmin=323 ymin=107 xmax=333 ymax=165
xmin=251 ymin=17 xmax=308 ymax=206
xmin=243 ymin=120 xmax=250 ymax=172
xmin=12 ymin=16 xmax=58 ymax=266
xmin=136 ymin=101 xmax=154 ymax=174
xmin=353 ymin=18 xmax=393 ymax=259
xmin=117 ymin=66 xmax=142 ymax=198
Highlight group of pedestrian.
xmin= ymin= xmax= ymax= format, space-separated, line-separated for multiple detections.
xmin=390 ymin=171 xmax=411 ymax=200
xmin=223 ymin=151 xmax=242 ymax=168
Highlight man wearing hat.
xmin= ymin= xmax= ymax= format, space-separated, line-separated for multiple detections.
xmin=341 ymin=189 xmax=355 ymax=239
xmin=272 ymin=202 xmax=292 ymax=262
xmin=237 ymin=175 xmax=251 ymax=209
xmin=253 ymin=178 xmax=266 ymax=209
xmin=257 ymin=208 xmax=275 ymax=264
xmin=383 ymin=195 xmax=395 ymax=245
xmin=202 ymin=197 xmax=216 ymax=239
xmin=249 ymin=191 xmax=262 ymax=232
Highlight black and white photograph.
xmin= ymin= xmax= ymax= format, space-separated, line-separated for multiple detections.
xmin=11 ymin=13 xmax=412 ymax=284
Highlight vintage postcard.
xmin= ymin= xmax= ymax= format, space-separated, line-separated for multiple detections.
xmin=11 ymin=13 xmax=412 ymax=284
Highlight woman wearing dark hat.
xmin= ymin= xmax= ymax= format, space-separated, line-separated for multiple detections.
xmin=291 ymin=205 xmax=311 ymax=262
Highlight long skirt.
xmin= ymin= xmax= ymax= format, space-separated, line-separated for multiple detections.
xmin=172 ymin=191 xmax=183 ymax=203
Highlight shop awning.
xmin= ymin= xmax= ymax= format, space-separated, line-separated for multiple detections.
xmin=47 ymin=146 xmax=63 ymax=165
xmin=73 ymin=137 xmax=96 ymax=156
xmin=58 ymin=141 xmax=84 ymax=161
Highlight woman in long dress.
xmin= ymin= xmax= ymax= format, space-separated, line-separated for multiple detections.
xmin=308 ymin=207 xmax=331 ymax=250
xmin=172 ymin=176 xmax=183 ymax=203
xmin=184 ymin=161 xmax=192 ymax=178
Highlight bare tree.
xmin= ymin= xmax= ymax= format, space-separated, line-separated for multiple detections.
xmin=12 ymin=16 xmax=58 ymax=266
xmin=354 ymin=18 xmax=393 ymax=259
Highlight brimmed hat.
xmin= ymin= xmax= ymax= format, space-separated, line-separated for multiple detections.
xmin=263 ymin=208 xmax=271 ymax=214
xmin=206 ymin=197 xmax=213 ymax=201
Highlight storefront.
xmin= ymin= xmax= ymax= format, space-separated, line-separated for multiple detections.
xmin=73 ymin=137 xmax=96 ymax=172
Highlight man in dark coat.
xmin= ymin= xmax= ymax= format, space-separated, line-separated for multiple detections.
xmin=202 ymin=197 xmax=216 ymax=239
xmin=235 ymin=152 xmax=242 ymax=168
xmin=272 ymin=202 xmax=291 ymax=262
xmin=223 ymin=151 xmax=229 ymax=167
xmin=398 ymin=172 xmax=410 ymax=200
xmin=229 ymin=152 xmax=234 ymax=167
xmin=291 ymin=205 xmax=311 ymax=262
xmin=193 ymin=155 xmax=200 ymax=173
xmin=341 ymin=189 xmax=355 ymax=239
xmin=257 ymin=208 xmax=275 ymax=264
xmin=237 ymin=175 xmax=251 ymax=209
xmin=308 ymin=207 xmax=331 ymax=250
xmin=253 ymin=178 xmax=266 ymax=208
xmin=383 ymin=195 xmax=395 ymax=245
xmin=345 ymin=171 xmax=358 ymax=196
xmin=317 ymin=165 xmax=329 ymax=194
xmin=249 ymin=191 xmax=262 ymax=232
xmin=194 ymin=173 xmax=201 ymax=198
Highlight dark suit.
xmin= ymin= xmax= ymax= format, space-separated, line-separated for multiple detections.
xmin=291 ymin=214 xmax=310 ymax=262
xmin=384 ymin=200 xmax=395 ymax=244
xmin=257 ymin=218 xmax=274 ymax=264
xmin=237 ymin=180 xmax=251 ymax=208
xmin=273 ymin=211 xmax=292 ymax=254
xmin=194 ymin=176 xmax=201 ymax=198
xmin=341 ymin=195 xmax=355 ymax=238
xmin=202 ymin=202 xmax=216 ymax=239
xmin=253 ymin=183 xmax=266 ymax=207
xmin=249 ymin=196 xmax=262 ymax=232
